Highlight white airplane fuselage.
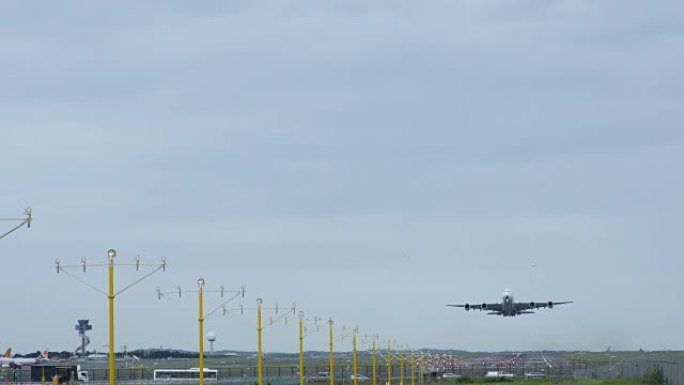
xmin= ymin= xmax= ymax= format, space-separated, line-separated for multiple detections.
xmin=0 ymin=357 xmax=42 ymax=368
xmin=491 ymin=289 xmax=545 ymax=316
xmin=501 ymin=289 xmax=515 ymax=316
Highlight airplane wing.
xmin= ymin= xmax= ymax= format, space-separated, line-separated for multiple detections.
xmin=515 ymin=301 xmax=573 ymax=311
xmin=446 ymin=303 xmax=503 ymax=312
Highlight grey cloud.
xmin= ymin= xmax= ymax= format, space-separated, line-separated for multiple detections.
xmin=1 ymin=1 xmax=682 ymax=353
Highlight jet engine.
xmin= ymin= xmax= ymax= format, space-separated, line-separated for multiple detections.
xmin=481 ymin=303 xmax=488 ymax=310
xmin=529 ymin=302 xmax=536 ymax=308
xmin=547 ymin=301 xmax=554 ymax=308
xmin=464 ymin=304 xmax=470 ymax=311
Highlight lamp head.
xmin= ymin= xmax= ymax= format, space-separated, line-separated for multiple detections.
xmin=107 ymin=249 xmax=116 ymax=261
xmin=25 ymin=207 xmax=32 ymax=228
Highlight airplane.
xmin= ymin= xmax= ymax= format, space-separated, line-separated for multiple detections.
xmin=82 ymin=351 xmax=108 ymax=361
xmin=0 ymin=348 xmax=49 ymax=368
xmin=446 ymin=289 xmax=572 ymax=316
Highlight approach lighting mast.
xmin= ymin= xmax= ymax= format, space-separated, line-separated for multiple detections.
xmin=0 ymin=207 xmax=31 ymax=241
xmin=55 ymin=249 xmax=167 ymax=385
xmin=299 ymin=314 xmax=326 ymax=385
xmin=222 ymin=299 xmax=296 ymax=385
xmin=157 ymin=280 xmax=245 ymax=385
xmin=337 ymin=325 xmax=360 ymax=385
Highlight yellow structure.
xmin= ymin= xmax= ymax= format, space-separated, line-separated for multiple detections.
xmin=157 ymin=281 xmax=245 ymax=385
xmin=329 ymin=318 xmax=334 ymax=385
xmin=298 ymin=314 xmax=326 ymax=385
xmin=419 ymin=354 xmax=424 ymax=385
xmin=108 ymin=252 xmax=115 ymax=385
xmin=352 ymin=330 xmax=358 ymax=385
xmin=410 ymin=354 xmax=416 ymax=385
xmin=299 ymin=312 xmax=305 ymax=385
xmin=387 ymin=341 xmax=392 ymax=385
xmin=372 ymin=338 xmax=377 ymax=385
xmin=56 ymin=249 xmax=166 ymax=385
xmin=399 ymin=347 xmax=405 ymax=385
xmin=222 ymin=299 xmax=295 ymax=385
xmin=258 ymin=299 xmax=264 ymax=385
xmin=335 ymin=325 xmax=359 ymax=385
xmin=198 ymin=279 xmax=205 ymax=385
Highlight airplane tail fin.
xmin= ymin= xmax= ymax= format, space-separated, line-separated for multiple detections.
xmin=40 ymin=349 xmax=49 ymax=360
xmin=3 ymin=348 xmax=12 ymax=358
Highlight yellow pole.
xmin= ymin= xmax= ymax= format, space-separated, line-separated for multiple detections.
xmin=372 ymin=339 xmax=377 ymax=385
xmin=108 ymin=251 xmax=115 ymax=385
xmin=257 ymin=299 xmax=263 ymax=385
xmin=387 ymin=341 xmax=392 ymax=385
xmin=299 ymin=312 xmax=305 ymax=385
xmin=400 ymin=348 xmax=404 ymax=385
xmin=198 ymin=279 xmax=205 ymax=385
xmin=329 ymin=318 xmax=334 ymax=385
xmin=410 ymin=354 xmax=415 ymax=385
xmin=353 ymin=331 xmax=358 ymax=385
xmin=418 ymin=355 xmax=423 ymax=385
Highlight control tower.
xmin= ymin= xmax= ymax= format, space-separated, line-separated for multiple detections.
xmin=75 ymin=320 xmax=92 ymax=356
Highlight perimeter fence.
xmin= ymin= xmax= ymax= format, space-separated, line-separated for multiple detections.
xmin=9 ymin=361 xmax=684 ymax=384
xmin=1 ymin=362 xmax=586 ymax=384
xmin=574 ymin=360 xmax=684 ymax=385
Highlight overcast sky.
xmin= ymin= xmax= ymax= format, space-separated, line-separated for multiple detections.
xmin=1 ymin=1 xmax=683 ymax=354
